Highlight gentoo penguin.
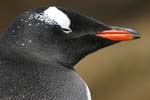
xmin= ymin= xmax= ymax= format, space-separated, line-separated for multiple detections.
xmin=0 ymin=6 xmax=140 ymax=100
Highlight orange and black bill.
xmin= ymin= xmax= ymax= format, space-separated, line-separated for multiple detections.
xmin=96 ymin=26 xmax=140 ymax=41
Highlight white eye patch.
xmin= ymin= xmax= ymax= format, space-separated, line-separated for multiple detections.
xmin=29 ymin=6 xmax=72 ymax=33
xmin=44 ymin=7 xmax=72 ymax=33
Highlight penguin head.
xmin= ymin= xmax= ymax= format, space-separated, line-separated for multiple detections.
xmin=4 ymin=6 xmax=140 ymax=68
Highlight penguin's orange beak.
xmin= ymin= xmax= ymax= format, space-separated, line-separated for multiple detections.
xmin=96 ymin=27 xmax=140 ymax=41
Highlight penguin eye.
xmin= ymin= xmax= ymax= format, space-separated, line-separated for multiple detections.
xmin=62 ymin=28 xmax=72 ymax=33
xmin=62 ymin=28 xmax=70 ymax=31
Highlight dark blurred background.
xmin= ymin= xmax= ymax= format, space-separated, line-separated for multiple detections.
xmin=0 ymin=0 xmax=149 ymax=100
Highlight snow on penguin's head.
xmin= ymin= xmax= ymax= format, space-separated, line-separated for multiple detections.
xmin=44 ymin=7 xmax=72 ymax=33
xmin=30 ymin=6 xmax=72 ymax=33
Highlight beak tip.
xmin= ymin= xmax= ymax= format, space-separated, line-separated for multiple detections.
xmin=131 ymin=30 xmax=141 ymax=40
xmin=133 ymin=35 xmax=141 ymax=39
xmin=111 ymin=26 xmax=141 ymax=40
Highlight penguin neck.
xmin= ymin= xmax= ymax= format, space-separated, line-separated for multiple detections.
xmin=0 ymin=34 xmax=117 ymax=69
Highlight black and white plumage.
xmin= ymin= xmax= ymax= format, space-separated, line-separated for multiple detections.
xmin=0 ymin=6 xmax=140 ymax=100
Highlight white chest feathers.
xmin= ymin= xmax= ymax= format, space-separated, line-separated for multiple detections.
xmin=85 ymin=83 xmax=92 ymax=100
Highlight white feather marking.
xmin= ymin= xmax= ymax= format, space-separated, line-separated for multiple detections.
xmin=29 ymin=6 xmax=72 ymax=33
xmin=44 ymin=7 xmax=72 ymax=33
